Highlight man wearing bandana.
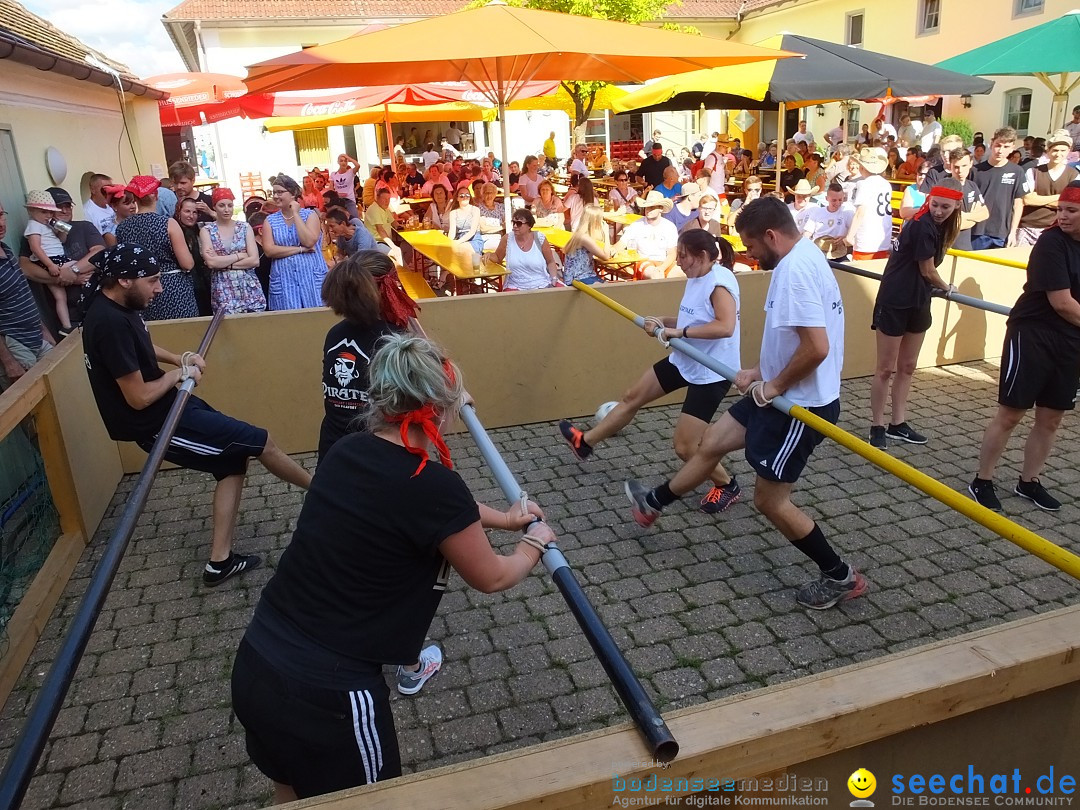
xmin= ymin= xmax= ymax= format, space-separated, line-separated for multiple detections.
xmin=970 ymin=181 xmax=1080 ymax=513
xmin=81 ymin=244 xmax=313 ymax=585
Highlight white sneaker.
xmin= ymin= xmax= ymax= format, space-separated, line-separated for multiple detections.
xmin=396 ymin=644 xmax=442 ymax=695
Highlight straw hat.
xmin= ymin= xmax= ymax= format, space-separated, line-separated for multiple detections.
xmin=680 ymin=183 xmax=702 ymax=201
xmin=1047 ymin=129 xmax=1073 ymax=149
xmin=856 ymin=147 xmax=889 ymax=175
xmin=25 ymin=190 xmax=60 ymax=212
xmin=786 ymin=179 xmax=817 ymax=196
xmin=634 ymin=189 xmax=674 ymax=213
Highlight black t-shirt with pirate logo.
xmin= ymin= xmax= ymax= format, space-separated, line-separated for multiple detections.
xmin=245 ymin=432 xmax=480 ymax=689
xmin=319 ymin=318 xmax=395 ymax=458
xmin=82 ymin=294 xmax=176 ymax=441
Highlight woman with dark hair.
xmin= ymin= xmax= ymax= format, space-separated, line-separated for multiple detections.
xmin=565 ymin=176 xmax=596 ymax=231
xmin=559 ymin=228 xmax=744 ymax=513
xmin=492 ymin=208 xmax=560 ymax=290
xmin=175 ymin=197 xmax=213 ymax=316
xmin=199 ymin=187 xmax=265 ymax=314
xmin=114 ymin=175 xmax=198 ymax=320
xmin=232 ymin=332 xmax=555 ymax=802
xmin=260 ymin=173 xmax=325 ymax=310
xmin=779 ymin=155 xmax=804 ymax=204
xmin=884 ymin=147 xmax=904 ymax=181
xmin=868 ymin=179 xmax=964 ymax=450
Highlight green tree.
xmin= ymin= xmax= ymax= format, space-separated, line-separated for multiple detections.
xmin=468 ymin=0 xmax=681 ymax=132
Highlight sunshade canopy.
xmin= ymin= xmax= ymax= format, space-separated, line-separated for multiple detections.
xmin=243 ymin=2 xmax=795 ymax=101
xmin=264 ymin=102 xmax=497 ymax=133
xmin=613 ymin=33 xmax=995 ymax=114
xmin=506 ymin=83 xmax=627 ymax=114
xmin=935 ymin=10 xmax=1080 ymax=76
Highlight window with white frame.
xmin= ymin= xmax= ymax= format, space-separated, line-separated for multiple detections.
xmin=919 ymin=0 xmax=940 ymax=33
xmin=1004 ymin=89 xmax=1032 ymax=136
xmin=846 ymin=12 xmax=864 ymax=48
xmin=1014 ymin=0 xmax=1043 ymax=16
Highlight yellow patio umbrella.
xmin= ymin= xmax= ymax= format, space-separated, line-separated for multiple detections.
xmin=245 ymin=0 xmax=795 ymax=228
xmin=264 ymin=101 xmax=497 ymax=133
xmin=506 ymin=83 xmax=627 ymax=114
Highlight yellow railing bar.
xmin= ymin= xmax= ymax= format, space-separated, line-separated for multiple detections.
xmin=946 ymin=248 xmax=1027 ymax=270
xmin=572 ymin=280 xmax=1080 ymax=582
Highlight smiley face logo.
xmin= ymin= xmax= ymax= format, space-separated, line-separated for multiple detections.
xmin=848 ymin=768 xmax=877 ymax=799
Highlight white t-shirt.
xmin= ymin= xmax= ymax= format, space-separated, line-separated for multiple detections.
xmin=671 ymin=264 xmax=741 ymax=385
xmin=793 ymin=130 xmax=814 ymax=144
xmin=877 ymin=122 xmax=897 ymax=140
xmin=331 ymin=168 xmax=357 ymax=201
xmin=919 ymin=121 xmax=943 ymax=152
xmin=570 ymin=158 xmax=588 ymax=175
xmin=621 ymin=218 xmax=678 ymax=262
xmin=788 ymin=202 xmax=820 ymax=232
xmin=703 ymin=151 xmax=726 ymax=194
xmin=825 ymin=126 xmax=845 ymax=146
xmin=760 ymin=237 xmax=845 ymax=407
xmin=851 ymin=173 xmax=894 ymax=254
xmin=445 ymin=126 xmax=462 ymax=146
xmin=24 ymin=220 xmax=65 ymax=257
xmin=517 ymin=173 xmax=542 ymax=202
xmin=422 ymin=150 xmax=441 ymax=170
xmin=1024 ymin=165 xmax=1070 ymax=192
xmin=802 ymin=206 xmax=853 ymax=241
xmin=84 ymin=198 xmax=115 ymax=237
xmin=1067 ymin=120 xmax=1080 ymax=148
xmin=897 ymin=122 xmax=922 ymax=147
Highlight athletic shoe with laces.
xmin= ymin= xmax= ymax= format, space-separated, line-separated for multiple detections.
xmin=700 ymin=477 xmax=741 ymax=514
xmin=624 ymin=479 xmax=661 ymax=528
xmin=968 ymin=478 xmax=1002 ymax=512
xmin=397 ymin=645 xmax=443 ymax=695
xmin=1014 ymin=478 xmax=1061 ymax=512
xmin=203 ymin=553 xmax=261 ymax=587
xmin=795 ymin=566 xmax=868 ymax=610
xmin=868 ymin=425 xmax=887 ymax=449
xmin=558 ymin=419 xmax=593 ymax=461
xmin=885 ymin=422 xmax=927 ymax=444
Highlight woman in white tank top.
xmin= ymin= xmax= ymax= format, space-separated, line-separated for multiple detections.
xmin=558 ymin=229 xmax=745 ymax=513
xmin=491 ymin=208 xmax=561 ymax=290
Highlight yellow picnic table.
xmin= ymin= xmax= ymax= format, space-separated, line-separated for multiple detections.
xmin=532 ymin=226 xmax=641 ymax=281
xmin=396 ymin=228 xmax=507 ymax=295
xmin=604 ymin=211 xmax=642 ymax=227
xmin=395 ymin=267 xmax=437 ymax=300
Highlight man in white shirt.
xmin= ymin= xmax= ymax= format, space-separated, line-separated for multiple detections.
xmin=614 ymin=190 xmax=678 ymax=278
xmin=802 ymin=183 xmax=853 ymax=258
xmin=785 ymin=179 xmax=820 ymax=232
xmin=824 ymin=119 xmax=845 ymax=148
xmin=792 ymin=120 xmax=814 ymax=145
xmin=845 ymin=148 xmax=894 ymax=260
xmin=624 ymin=195 xmax=865 ymax=610
xmin=83 ymin=173 xmax=116 ymax=238
xmin=1066 ymin=106 xmax=1080 ymax=150
xmin=421 ymin=143 xmax=441 ymax=170
xmin=919 ymin=111 xmax=943 ymax=153
xmin=444 ymin=122 xmax=462 ymax=148
xmin=569 ymin=143 xmax=589 ymax=176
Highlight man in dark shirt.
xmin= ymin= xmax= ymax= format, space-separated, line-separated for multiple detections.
xmin=81 ymin=244 xmax=313 ymax=585
xmin=0 ymin=201 xmax=51 ymax=389
xmin=636 ymin=143 xmax=673 ymax=189
xmin=947 ymin=150 xmax=988 ymax=252
xmin=169 ymin=160 xmax=215 ymax=223
xmin=972 ymin=127 xmax=1026 ymax=249
xmin=970 ymin=181 xmax=1080 ymax=513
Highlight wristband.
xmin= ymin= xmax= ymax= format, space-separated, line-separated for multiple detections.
xmin=682 ymin=326 xmax=689 ymax=339
xmin=748 ymin=380 xmax=773 ymax=408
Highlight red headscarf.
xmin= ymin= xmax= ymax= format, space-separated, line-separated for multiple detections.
xmin=374 ymin=270 xmax=420 ymax=329
xmin=1060 ymin=185 xmax=1080 ymax=205
xmin=384 ymin=360 xmax=456 ymax=477
xmin=103 ymin=184 xmax=128 ymax=202
xmin=913 ymin=184 xmax=964 ymax=222
xmin=126 ymin=175 xmax=160 ymax=199
xmin=211 ymin=187 xmax=235 ymax=207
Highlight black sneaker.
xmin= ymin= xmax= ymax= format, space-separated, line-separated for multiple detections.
xmin=1014 ymin=478 xmax=1061 ymax=512
xmin=558 ymin=419 xmax=593 ymax=461
xmin=868 ymin=425 xmax=887 ymax=449
xmin=700 ymin=477 xmax=741 ymax=514
xmin=624 ymin=480 xmax=661 ymax=528
xmin=886 ymin=422 xmax=927 ymax=444
xmin=203 ymin=553 xmax=261 ymax=586
xmin=968 ymin=478 xmax=1002 ymax=512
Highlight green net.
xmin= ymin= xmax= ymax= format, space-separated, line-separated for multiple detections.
xmin=0 ymin=414 xmax=61 ymax=659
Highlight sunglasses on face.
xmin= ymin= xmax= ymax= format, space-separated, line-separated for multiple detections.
xmin=512 ymin=220 xmax=528 ymax=227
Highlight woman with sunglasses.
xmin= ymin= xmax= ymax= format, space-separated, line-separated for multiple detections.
xmin=446 ymin=188 xmax=485 ymax=260
xmin=492 ymin=209 xmax=561 ymax=291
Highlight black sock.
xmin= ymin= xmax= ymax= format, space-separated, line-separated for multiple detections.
xmin=648 ymin=482 xmax=680 ymax=509
xmin=209 ymin=553 xmax=233 ymax=567
xmin=973 ymin=475 xmax=993 ymax=485
xmin=792 ymin=524 xmax=847 ymax=579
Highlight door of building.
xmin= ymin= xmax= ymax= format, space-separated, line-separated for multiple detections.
xmin=0 ymin=127 xmax=28 ymax=251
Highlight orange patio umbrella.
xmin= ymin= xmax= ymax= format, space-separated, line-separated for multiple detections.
xmin=244 ymin=0 xmax=795 ymax=226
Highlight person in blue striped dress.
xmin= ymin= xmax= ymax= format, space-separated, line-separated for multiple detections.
xmin=260 ymin=174 xmax=326 ymax=310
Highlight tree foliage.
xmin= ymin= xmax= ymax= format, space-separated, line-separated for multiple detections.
xmin=467 ymin=0 xmax=682 ymax=129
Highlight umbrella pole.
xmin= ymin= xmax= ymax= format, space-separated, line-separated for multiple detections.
xmin=385 ymin=104 xmax=397 ymax=171
xmin=497 ymin=59 xmax=513 ymax=233
xmin=776 ymin=101 xmax=786 ymax=191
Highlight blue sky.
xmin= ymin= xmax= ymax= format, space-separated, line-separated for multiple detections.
xmin=22 ymin=0 xmax=185 ymax=77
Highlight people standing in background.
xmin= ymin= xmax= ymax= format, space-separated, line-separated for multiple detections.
xmin=0 ymin=200 xmax=52 ymax=389
xmin=897 ymin=113 xmax=922 ymax=149
xmin=330 ymin=154 xmax=360 ymax=218
xmin=170 ymin=161 xmax=214 ymax=223
xmin=83 ymin=173 xmax=117 ymax=238
xmin=200 ymin=187 xmax=265 ymax=315
xmin=444 ymin=121 xmax=463 ymax=149
xmin=1017 ymin=129 xmax=1079 ymax=246
xmin=972 ymin=127 xmax=1026 ymax=249
xmin=919 ymin=111 xmax=943 ymax=154
xmin=1065 ymin=106 xmax=1080 ymax=151
xmin=947 ymin=149 xmax=988 ymax=252
xmin=261 ymin=174 xmax=326 ymax=311
xmin=792 ymin=119 xmax=815 ymax=146
xmin=824 ymin=119 xmax=845 ymax=148
xmin=845 ymin=148 xmax=894 ymax=261
xmin=174 ymin=198 xmax=213 ymax=316
xmin=543 ymin=131 xmax=558 ymax=169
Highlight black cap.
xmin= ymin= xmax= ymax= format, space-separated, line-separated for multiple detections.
xmin=46 ymin=187 xmax=73 ymax=207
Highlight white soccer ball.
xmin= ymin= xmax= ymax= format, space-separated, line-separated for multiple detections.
xmin=595 ymin=401 xmax=619 ymax=425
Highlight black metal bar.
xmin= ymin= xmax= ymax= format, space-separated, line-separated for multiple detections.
xmin=827 ymin=259 xmax=1012 ymax=317
xmin=0 ymin=310 xmax=226 ymax=810
xmin=458 ymin=404 xmax=679 ymax=763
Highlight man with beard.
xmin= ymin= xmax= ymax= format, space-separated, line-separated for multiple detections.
xmin=81 ymin=244 xmax=313 ymax=586
xmin=624 ymin=197 xmax=866 ymax=611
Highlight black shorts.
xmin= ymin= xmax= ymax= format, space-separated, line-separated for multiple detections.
xmin=871 ymin=302 xmax=932 ymax=337
xmin=652 ymin=358 xmax=732 ymax=423
xmin=231 ymin=640 xmax=401 ymax=799
xmin=137 ymin=395 xmax=267 ymax=481
xmin=998 ymin=324 xmax=1080 ymax=412
xmin=728 ymin=395 xmax=840 ymax=484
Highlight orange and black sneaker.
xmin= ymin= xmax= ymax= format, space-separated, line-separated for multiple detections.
xmin=558 ymin=419 xmax=593 ymax=461
xmin=699 ymin=477 xmax=741 ymax=514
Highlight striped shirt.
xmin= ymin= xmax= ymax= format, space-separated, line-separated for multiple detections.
xmin=0 ymin=243 xmax=42 ymax=353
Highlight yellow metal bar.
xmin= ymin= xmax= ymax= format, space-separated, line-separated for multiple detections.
xmin=571 ymin=280 xmax=1080 ymax=582
xmin=946 ymin=248 xmax=1027 ymax=270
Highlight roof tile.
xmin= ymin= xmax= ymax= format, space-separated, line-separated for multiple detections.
xmin=0 ymin=0 xmax=136 ymax=78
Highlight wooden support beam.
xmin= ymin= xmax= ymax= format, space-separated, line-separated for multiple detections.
xmin=287 ymin=606 xmax=1080 ymax=810
xmin=0 ymin=375 xmax=45 ymax=443
xmin=0 ymin=531 xmax=86 ymax=711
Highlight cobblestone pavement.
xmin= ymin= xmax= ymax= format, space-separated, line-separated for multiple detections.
xmin=1 ymin=360 xmax=1078 ymax=810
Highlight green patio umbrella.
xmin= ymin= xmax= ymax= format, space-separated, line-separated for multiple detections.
xmin=936 ymin=9 xmax=1080 ymax=131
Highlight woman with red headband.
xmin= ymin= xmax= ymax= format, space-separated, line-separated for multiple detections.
xmin=113 ymin=175 xmax=198 ymax=320
xmin=232 ymin=333 xmax=556 ymax=802
xmin=868 ymin=178 xmax=963 ymax=449
xmin=199 ymin=187 xmax=266 ymax=314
